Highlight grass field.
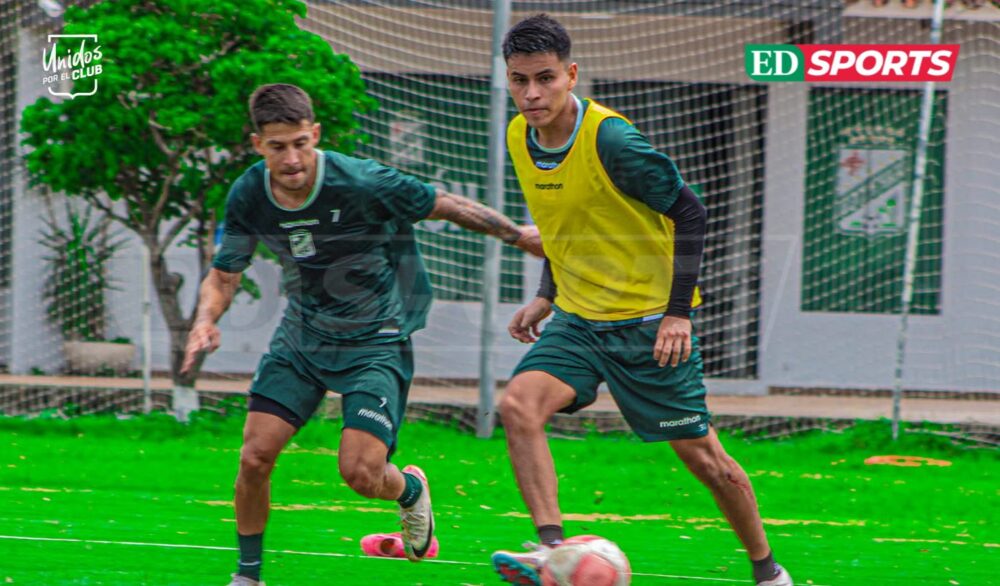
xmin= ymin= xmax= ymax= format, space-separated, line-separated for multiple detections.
xmin=0 ymin=410 xmax=996 ymax=585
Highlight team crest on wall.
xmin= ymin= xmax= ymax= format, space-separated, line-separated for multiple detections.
xmin=833 ymin=126 xmax=910 ymax=238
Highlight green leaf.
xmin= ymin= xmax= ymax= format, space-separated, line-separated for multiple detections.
xmin=20 ymin=0 xmax=372 ymax=376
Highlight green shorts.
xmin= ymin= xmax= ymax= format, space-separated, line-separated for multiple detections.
xmin=250 ymin=323 xmax=413 ymax=455
xmin=511 ymin=311 xmax=709 ymax=442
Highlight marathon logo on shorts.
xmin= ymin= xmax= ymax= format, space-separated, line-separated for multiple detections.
xmin=535 ymin=182 xmax=563 ymax=190
xmin=745 ymin=44 xmax=960 ymax=82
xmin=659 ymin=414 xmax=703 ymax=429
xmin=357 ymin=408 xmax=393 ymax=432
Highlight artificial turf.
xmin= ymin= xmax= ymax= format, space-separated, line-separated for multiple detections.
xmin=0 ymin=411 xmax=995 ymax=585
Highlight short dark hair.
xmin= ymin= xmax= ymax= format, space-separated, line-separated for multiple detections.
xmin=248 ymin=83 xmax=314 ymax=133
xmin=502 ymin=14 xmax=571 ymax=62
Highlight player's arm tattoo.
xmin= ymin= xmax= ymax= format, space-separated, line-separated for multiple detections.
xmin=427 ymin=190 xmax=522 ymax=244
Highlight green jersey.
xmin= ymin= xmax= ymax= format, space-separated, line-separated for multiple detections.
xmin=213 ymin=150 xmax=437 ymax=343
xmin=525 ymin=96 xmax=685 ymax=213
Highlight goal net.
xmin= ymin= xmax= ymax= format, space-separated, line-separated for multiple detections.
xmin=2 ymin=0 xmax=999 ymax=419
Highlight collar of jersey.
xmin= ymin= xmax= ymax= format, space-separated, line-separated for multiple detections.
xmin=264 ymin=148 xmax=326 ymax=212
xmin=529 ymin=94 xmax=585 ymax=156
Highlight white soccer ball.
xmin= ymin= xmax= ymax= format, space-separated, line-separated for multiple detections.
xmin=540 ymin=535 xmax=631 ymax=586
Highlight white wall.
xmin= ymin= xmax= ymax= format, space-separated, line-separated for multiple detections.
xmin=11 ymin=28 xmax=63 ymax=374
xmin=758 ymin=19 xmax=1000 ymax=393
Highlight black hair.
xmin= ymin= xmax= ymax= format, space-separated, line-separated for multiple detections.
xmin=502 ymin=13 xmax=571 ymax=62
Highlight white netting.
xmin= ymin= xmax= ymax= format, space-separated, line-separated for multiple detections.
xmin=302 ymin=1 xmax=1000 ymax=393
xmin=0 ymin=1 xmax=16 ymax=373
xmin=2 ymin=1 xmax=999 ymax=418
xmin=302 ymin=1 xmax=796 ymax=380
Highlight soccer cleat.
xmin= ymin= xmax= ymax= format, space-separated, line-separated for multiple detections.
xmin=757 ymin=566 xmax=794 ymax=586
xmin=491 ymin=542 xmax=555 ymax=586
xmin=361 ymin=531 xmax=440 ymax=558
xmin=227 ymin=574 xmax=264 ymax=586
xmin=398 ymin=464 xmax=435 ymax=562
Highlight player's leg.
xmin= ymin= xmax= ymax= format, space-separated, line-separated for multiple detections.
xmin=493 ymin=371 xmax=577 ymax=586
xmin=236 ymin=399 xmax=302 ymax=533
xmin=337 ymin=424 xmax=435 ymax=560
xmin=228 ymin=327 xmax=329 ymax=585
xmin=231 ymin=401 xmax=298 ymax=585
xmin=494 ymin=316 xmax=603 ymax=585
xmin=600 ymin=322 xmax=790 ymax=585
xmin=670 ymin=430 xmax=769 ymax=556
xmin=337 ymin=426 xmax=403 ymax=499
xmin=335 ymin=340 xmax=436 ymax=561
xmin=670 ymin=430 xmax=791 ymax=584
xmin=498 ymin=370 xmax=577 ymax=532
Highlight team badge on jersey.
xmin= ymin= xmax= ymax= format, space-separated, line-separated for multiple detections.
xmin=289 ymin=229 xmax=317 ymax=258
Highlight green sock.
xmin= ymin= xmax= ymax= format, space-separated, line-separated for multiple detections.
xmin=237 ymin=532 xmax=263 ymax=581
xmin=397 ymin=472 xmax=423 ymax=508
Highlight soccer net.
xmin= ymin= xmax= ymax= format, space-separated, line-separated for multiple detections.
xmin=0 ymin=2 xmax=12 ymax=383
xmin=303 ymin=1 xmax=1000 ymax=404
xmin=301 ymin=1 xmax=797 ymax=381
xmin=0 ymin=0 xmax=149 ymax=417
xmin=2 ymin=1 xmax=999 ymax=422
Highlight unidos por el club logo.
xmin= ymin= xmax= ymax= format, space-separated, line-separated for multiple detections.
xmin=745 ymin=44 xmax=959 ymax=82
xmin=42 ymin=34 xmax=104 ymax=99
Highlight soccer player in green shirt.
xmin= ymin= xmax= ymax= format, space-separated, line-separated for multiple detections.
xmin=490 ymin=15 xmax=793 ymax=586
xmin=179 ymin=83 xmax=542 ymax=586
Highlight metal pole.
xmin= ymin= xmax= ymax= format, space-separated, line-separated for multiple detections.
xmin=477 ymin=0 xmax=512 ymax=438
xmin=141 ymin=241 xmax=152 ymax=413
xmin=892 ymin=0 xmax=946 ymax=440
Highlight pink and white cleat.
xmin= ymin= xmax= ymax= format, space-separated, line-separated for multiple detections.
xmin=360 ymin=531 xmax=440 ymax=559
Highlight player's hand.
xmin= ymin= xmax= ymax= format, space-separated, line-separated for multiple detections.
xmin=512 ymin=224 xmax=545 ymax=258
xmin=508 ymin=297 xmax=553 ymax=343
xmin=653 ymin=315 xmax=692 ymax=368
xmin=181 ymin=320 xmax=221 ymax=374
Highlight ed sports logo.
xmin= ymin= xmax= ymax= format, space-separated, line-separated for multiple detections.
xmin=745 ymin=44 xmax=959 ymax=82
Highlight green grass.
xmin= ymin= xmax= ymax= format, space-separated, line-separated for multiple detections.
xmin=0 ymin=412 xmax=996 ymax=585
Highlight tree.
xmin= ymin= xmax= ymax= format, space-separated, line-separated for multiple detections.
xmin=21 ymin=0 xmax=375 ymax=391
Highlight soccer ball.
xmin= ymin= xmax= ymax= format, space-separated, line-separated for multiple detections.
xmin=540 ymin=535 xmax=631 ymax=586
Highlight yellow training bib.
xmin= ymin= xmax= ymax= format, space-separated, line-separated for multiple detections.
xmin=508 ymin=99 xmax=700 ymax=321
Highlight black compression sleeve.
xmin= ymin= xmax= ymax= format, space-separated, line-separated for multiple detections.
xmin=536 ymin=258 xmax=556 ymax=301
xmin=665 ymin=185 xmax=707 ymax=317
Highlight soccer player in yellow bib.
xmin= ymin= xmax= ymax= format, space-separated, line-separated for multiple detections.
xmin=491 ymin=15 xmax=793 ymax=586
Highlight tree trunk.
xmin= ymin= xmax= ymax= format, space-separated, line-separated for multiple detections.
xmin=147 ymin=242 xmax=202 ymax=420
